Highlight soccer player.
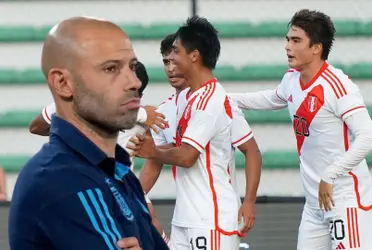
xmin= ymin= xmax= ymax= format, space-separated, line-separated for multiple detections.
xmin=9 ymin=16 xmax=169 ymax=250
xmin=230 ymin=9 xmax=372 ymax=250
xmin=129 ymin=16 xmax=248 ymax=250
xmin=139 ymin=33 xmax=188 ymax=190
xmin=139 ymin=33 xmax=262 ymax=238
xmin=137 ymin=33 xmax=189 ymax=245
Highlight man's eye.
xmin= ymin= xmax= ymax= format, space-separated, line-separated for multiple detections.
xmin=104 ymin=66 xmax=118 ymax=73
xmin=129 ymin=64 xmax=137 ymax=71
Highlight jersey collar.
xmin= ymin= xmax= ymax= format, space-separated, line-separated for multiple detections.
xmin=49 ymin=116 xmax=131 ymax=168
xmin=300 ymin=62 xmax=329 ymax=91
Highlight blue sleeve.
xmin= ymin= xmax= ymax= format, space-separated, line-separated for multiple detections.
xmin=151 ymin=225 xmax=170 ymax=250
xmin=39 ymin=187 xmax=124 ymax=250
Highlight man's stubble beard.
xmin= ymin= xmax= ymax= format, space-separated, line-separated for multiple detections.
xmin=72 ymin=75 xmax=138 ymax=137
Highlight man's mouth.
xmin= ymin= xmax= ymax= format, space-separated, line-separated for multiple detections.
xmin=122 ymin=98 xmax=140 ymax=109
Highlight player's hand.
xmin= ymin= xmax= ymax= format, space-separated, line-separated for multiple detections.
xmin=127 ymin=133 xmax=157 ymax=159
xmin=238 ymin=199 xmax=256 ymax=234
xmin=117 ymin=237 xmax=142 ymax=249
xmin=143 ymin=106 xmax=168 ymax=134
xmin=318 ymin=179 xmax=335 ymax=212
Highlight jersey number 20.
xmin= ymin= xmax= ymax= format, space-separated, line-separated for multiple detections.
xmin=293 ymin=115 xmax=310 ymax=137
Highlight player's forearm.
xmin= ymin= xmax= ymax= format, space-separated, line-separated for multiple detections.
xmin=242 ymin=149 xmax=262 ymax=202
xmin=139 ymin=160 xmax=163 ymax=193
xmin=29 ymin=114 xmax=51 ymax=136
xmin=322 ymin=111 xmax=372 ymax=183
xmin=139 ymin=143 xmax=174 ymax=192
xmin=151 ymin=146 xmax=197 ymax=169
xmin=228 ymin=90 xmax=287 ymax=111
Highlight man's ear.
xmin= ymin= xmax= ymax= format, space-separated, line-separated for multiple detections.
xmin=312 ymin=43 xmax=323 ymax=57
xmin=189 ymin=50 xmax=200 ymax=63
xmin=48 ymin=68 xmax=73 ymax=99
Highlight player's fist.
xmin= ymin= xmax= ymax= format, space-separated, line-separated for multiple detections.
xmin=143 ymin=106 xmax=168 ymax=134
xmin=127 ymin=133 xmax=157 ymax=159
xmin=117 ymin=237 xmax=142 ymax=249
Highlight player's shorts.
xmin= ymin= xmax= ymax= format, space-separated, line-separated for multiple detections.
xmin=297 ymin=203 xmax=372 ymax=250
xmin=170 ymin=225 xmax=240 ymax=250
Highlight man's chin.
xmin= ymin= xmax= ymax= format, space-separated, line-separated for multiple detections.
xmin=118 ymin=114 xmax=139 ymax=130
xmin=170 ymin=82 xmax=185 ymax=89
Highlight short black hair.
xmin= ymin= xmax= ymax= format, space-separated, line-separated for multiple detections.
xmin=289 ymin=9 xmax=336 ymax=60
xmin=135 ymin=61 xmax=149 ymax=96
xmin=160 ymin=33 xmax=176 ymax=56
xmin=175 ymin=16 xmax=220 ymax=69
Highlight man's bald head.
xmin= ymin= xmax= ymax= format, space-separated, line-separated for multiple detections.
xmin=43 ymin=16 xmax=141 ymax=136
xmin=41 ymin=16 xmax=126 ymax=78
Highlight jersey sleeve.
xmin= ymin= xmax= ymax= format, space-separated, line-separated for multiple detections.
xmin=230 ymin=99 xmax=253 ymax=148
xmin=182 ymin=88 xmax=225 ymax=153
xmin=329 ymin=77 xmax=367 ymax=120
xmin=136 ymin=107 xmax=147 ymax=124
xmin=228 ymin=72 xmax=290 ymax=110
xmin=322 ymin=110 xmax=372 ymax=183
xmin=151 ymin=129 xmax=167 ymax=146
xmin=39 ymin=188 xmax=124 ymax=250
xmin=118 ymin=125 xmax=147 ymax=154
xmin=41 ymin=102 xmax=56 ymax=125
xmin=150 ymin=104 xmax=168 ymax=146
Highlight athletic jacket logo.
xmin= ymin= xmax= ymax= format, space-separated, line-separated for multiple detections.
xmin=105 ymin=178 xmax=134 ymax=221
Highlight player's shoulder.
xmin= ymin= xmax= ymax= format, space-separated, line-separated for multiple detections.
xmin=278 ymin=68 xmax=300 ymax=89
xmin=194 ymin=79 xmax=226 ymax=110
xmin=229 ymin=97 xmax=246 ymax=120
xmin=228 ymin=97 xmax=240 ymax=113
xmin=199 ymin=79 xmax=226 ymax=99
xmin=157 ymin=93 xmax=177 ymax=108
xmin=283 ymin=68 xmax=300 ymax=79
xmin=319 ymin=63 xmax=358 ymax=99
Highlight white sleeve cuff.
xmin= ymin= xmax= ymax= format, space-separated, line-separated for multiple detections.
xmin=41 ymin=107 xmax=52 ymax=125
xmin=182 ymin=136 xmax=204 ymax=153
xmin=144 ymin=193 xmax=152 ymax=204
xmin=321 ymin=165 xmax=338 ymax=184
xmin=137 ymin=107 xmax=147 ymax=124
xmin=232 ymin=131 xmax=253 ymax=148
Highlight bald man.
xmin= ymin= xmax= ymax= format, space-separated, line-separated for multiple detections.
xmin=8 ymin=17 xmax=169 ymax=250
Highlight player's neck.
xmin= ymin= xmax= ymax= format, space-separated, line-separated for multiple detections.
xmin=188 ymin=68 xmax=215 ymax=94
xmin=175 ymin=86 xmax=187 ymax=95
xmin=299 ymin=60 xmax=326 ymax=87
xmin=57 ymin=106 xmax=118 ymax=157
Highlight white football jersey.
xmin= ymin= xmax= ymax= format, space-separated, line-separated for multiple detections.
xmin=233 ymin=62 xmax=372 ymax=208
xmin=151 ymin=93 xmax=179 ymax=146
xmin=228 ymin=98 xmax=253 ymax=205
xmin=117 ymin=124 xmax=147 ymax=169
xmin=150 ymin=93 xmax=179 ymax=178
xmin=172 ymin=79 xmax=241 ymax=234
